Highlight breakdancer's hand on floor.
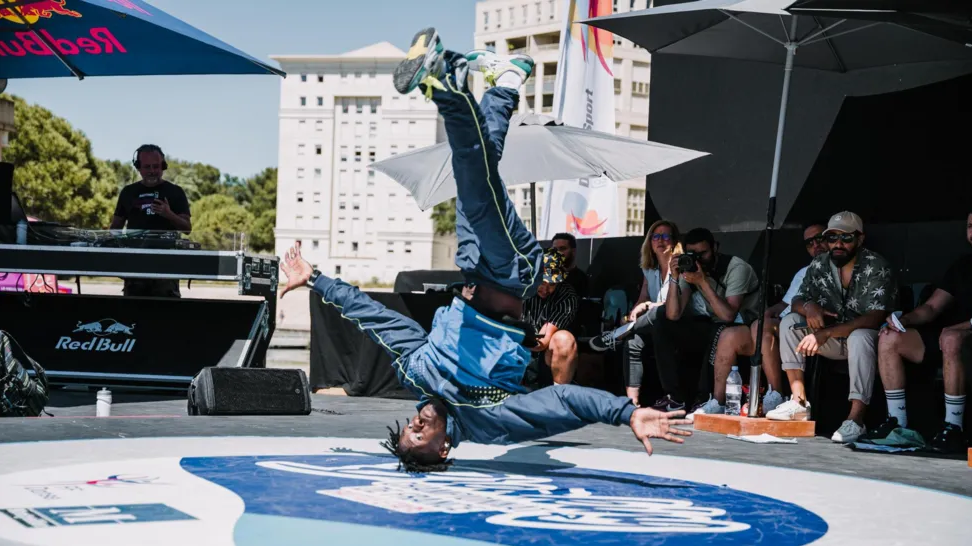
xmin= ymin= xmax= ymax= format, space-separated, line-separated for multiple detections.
xmin=630 ymin=408 xmax=693 ymax=455
xmin=279 ymin=241 xmax=314 ymax=298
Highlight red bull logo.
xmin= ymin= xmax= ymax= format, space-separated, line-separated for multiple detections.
xmin=0 ymin=1 xmax=127 ymax=58
xmin=0 ymin=1 xmax=82 ymax=24
xmin=57 ymin=318 xmax=136 ymax=353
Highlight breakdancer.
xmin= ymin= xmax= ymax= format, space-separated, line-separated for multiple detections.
xmin=279 ymin=28 xmax=691 ymax=472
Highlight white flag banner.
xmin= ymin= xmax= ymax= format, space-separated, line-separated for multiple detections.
xmin=539 ymin=0 xmax=619 ymax=240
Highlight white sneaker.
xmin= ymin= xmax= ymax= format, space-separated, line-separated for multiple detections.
xmin=762 ymin=388 xmax=784 ymax=415
xmin=687 ymin=396 xmax=725 ymax=423
xmin=465 ymin=49 xmax=534 ymax=87
xmin=831 ymin=420 xmax=865 ymax=443
xmin=766 ymin=399 xmax=810 ymax=421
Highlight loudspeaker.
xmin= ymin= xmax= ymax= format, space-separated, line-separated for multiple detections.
xmin=187 ymin=367 xmax=312 ymax=416
xmin=0 ymin=162 xmax=13 ymax=225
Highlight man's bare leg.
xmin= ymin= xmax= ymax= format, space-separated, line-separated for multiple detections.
xmin=750 ymin=319 xmax=785 ymax=392
xmin=712 ymin=326 xmax=753 ymax=404
xmin=876 ymin=329 xmax=925 ymax=427
xmin=544 ymin=330 xmax=578 ymax=384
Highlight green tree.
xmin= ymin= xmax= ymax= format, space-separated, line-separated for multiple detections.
xmin=166 ymin=159 xmax=223 ymax=202
xmin=432 ymin=197 xmax=457 ymax=235
xmin=235 ymin=167 xmax=277 ymax=252
xmin=104 ymin=159 xmax=137 ymax=190
xmin=190 ymin=194 xmax=253 ymax=251
xmin=2 ymin=94 xmax=117 ymax=228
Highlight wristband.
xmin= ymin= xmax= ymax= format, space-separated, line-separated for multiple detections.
xmin=306 ymin=269 xmax=321 ymax=288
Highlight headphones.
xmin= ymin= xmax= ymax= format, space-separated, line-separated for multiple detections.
xmin=132 ymin=144 xmax=168 ymax=170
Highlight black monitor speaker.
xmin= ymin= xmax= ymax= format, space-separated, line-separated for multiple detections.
xmin=0 ymin=162 xmax=12 ymax=225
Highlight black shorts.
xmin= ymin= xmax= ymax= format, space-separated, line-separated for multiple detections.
xmin=916 ymin=324 xmax=944 ymax=366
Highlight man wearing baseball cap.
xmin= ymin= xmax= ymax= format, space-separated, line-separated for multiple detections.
xmin=522 ymin=249 xmax=581 ymax=387
xmin=767 ymin=211 xmax=898 ymax=444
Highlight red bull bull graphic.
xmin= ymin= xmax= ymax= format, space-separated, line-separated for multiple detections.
xmin=56 ymin=318 xmax=136 ymax=353
xmin=0 ymin=1 xmax=128 ymax=58
xmin=0 ymin=1 xmax=82 ymax=24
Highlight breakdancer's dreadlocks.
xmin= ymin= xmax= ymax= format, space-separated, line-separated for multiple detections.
xmin=380 ymin=420 xmax=454 ymax=473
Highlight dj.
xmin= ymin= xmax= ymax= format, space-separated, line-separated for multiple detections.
xmin=279 ymin=29 xmax=691 ymax=473
xmin=109 ymin=144 xmax=192 ymax=298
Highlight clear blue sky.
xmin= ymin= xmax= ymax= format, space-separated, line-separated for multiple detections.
xmin=9 ymin=0 xmax=476 ymax=180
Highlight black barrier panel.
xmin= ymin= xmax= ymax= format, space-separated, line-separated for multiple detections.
xmin=0 ymin=246 xmax=238 ymax=279
xmin=0 ymin=292 xmax=264 ymax=383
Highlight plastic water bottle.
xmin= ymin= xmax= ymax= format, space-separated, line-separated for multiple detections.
xmin=16 ymin=220 xmax=27 ymax=245
xmin=726 ymin=366 xmax=743 ymax=416
xmin=96 ymin=388 xmax=112 ymax=417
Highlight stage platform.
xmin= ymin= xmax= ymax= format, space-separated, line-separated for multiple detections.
xmin=0 ymin=390 xmax=968 ymax=545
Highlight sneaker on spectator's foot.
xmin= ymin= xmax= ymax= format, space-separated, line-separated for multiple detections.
xmin=831 ymin=420 xmax=866 ymax=444
xmin=650 ymin=395 xmax=685 ymax=413
xmin=766 ymin=398 xmax=810 ymax=421
xmin=465 ymin=49 xmax=534 ymax=88
xmin=930 ymin=422 xmax=967 ymax=454
xmin=865 ymin=415 xmax=901 ymax=441
xmin=394 ymin=27 xmax=446 ymax=95
xmin=588 ymin=321 xmax=635 ymax=352
xmin=762 ymin=387 xmax=784 ymax=415
xmin=687 ymin=396 xmax=725 ymax=423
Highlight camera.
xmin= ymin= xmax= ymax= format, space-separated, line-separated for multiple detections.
xmin=677 ymin=253 xmax=699 ymax=273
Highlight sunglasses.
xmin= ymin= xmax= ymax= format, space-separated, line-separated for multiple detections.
xmin=651 ymin=233 xmax=672 ymax=241
xmin=825 ymin=232 xmax=857 ymax=244
xmin=804 ymin=234 xmax=825 ymax=247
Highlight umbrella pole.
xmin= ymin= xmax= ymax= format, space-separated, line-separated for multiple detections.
xmin=749 ymin=36 xmax=797 ymax=419
xmin=530 ymin=182 xmax=538 ymax=236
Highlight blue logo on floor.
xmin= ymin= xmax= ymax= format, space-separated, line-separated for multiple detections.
xmin=180 ymin=452 xmax=827 ymax=545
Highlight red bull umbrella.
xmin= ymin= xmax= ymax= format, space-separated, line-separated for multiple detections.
xmin=0 ymin=0 xmax=284 ymax=79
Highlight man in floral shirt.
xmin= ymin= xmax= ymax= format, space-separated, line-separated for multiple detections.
xmin=767 ymin=211 xmax=897 ymax=444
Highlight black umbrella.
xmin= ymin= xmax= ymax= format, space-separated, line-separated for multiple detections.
xmin=583 ymin=0 xmax=972 ymax=417
xmin=788 ymin=1 xmax=972 ymax=46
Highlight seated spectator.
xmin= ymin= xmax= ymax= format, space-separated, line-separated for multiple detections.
xmin=649 ymin=228 xmax=760 ymax=413
xmin=767 ymin=212 xmax=897 ymax=444
xmin=522 ymin=249 xmax=580 ymax=387
xmin=737 ymin=222 xmax=830 ymax=413
xmin=589 ymin=220 xmax=691 ymax=405
xmin=550 ymin=232 xmax=590 ymax=297
xmin=873 ymin=211 xmax=971 ymax=453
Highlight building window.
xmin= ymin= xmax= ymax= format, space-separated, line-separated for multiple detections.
xmin=317 ymin=74 xmax=323 ymax=83
xmin=368 ymin=148 xmax=376 ymax=162
xmin=496 ymin=9 xmax=501 ymax=28
xmin=614 ymin=79 xmax=622 ymax=93
xmin=314 ymin=168 xmax=322 ymax=178
xmin=341 ymin=98 xmax=350 ymax=113
xmin=632 ymin=81 xmax=650 ymax=96
xmin=295 ymin=216 xmax=304 ymax=227
xmin=356 ymin=99 xmax=364 ymax=114
xmin=369 ymin=71 xmax=376 ymax=79
xmin=405 ymin=241 xmax=412 ymax=254
xmin=313 ymin=191 xmax=321 ymax=202
xmin=340 ymin=146 xmax=348 ymax=162
xmin=300 ymin=74 xmax=307 ymax=82
xmin=315 ymin=120 xmax=323 ymax=132
xmin=297 ymin=168 xmax=305 ymax=178
xmin=370 ymin=98 xmax=380 ymax=114
xmin=522 ymin=5 xmax=528 ymax=23
xmin=391 ymin=145 xmax=399 ymax=155
xmin=299 ymin=96 xmax=306 ymax=106
xmin=387 ymin=242 xmax=394 ymax=254
xmin=296 ymin=192 xmax=304 ymax=203
xmin=353 ymin=204 xmax=360 ymax=211
xmin=367 ymin=170 xmax=375 ymax=185
xmin=335 ymin=265 xmax=342 ymax=275
xmin=354 ymin=71 xmax=362 ymax=79
xmin=485 ymin=41 xmax=496 ymax=52
xmin=549 ymin=0 xmax=555 ymax=18
xmin=297 ymin=143 xmax=306 ymax=155
xmin=369 ymin=122 xmax=377 ymax=136
xmin=352 ymin=242 xmax=359 ymax=252
xmin=315 ymin=144 xmax=322 ymax=155
xmin=298 ymin=119 xmax=306 ymax=128
xmin=354 ymin=149 xmax=361 ymax=162
xmin=483 ymin=11 xmax=489 ymax=29
xmin=312 ymin=240 xmax=319 ymax=249
xmin=339 ymin=202 xmax=346 ymax=210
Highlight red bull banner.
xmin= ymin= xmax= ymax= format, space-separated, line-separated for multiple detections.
xmin=0 ymin=1 xmax=126 ymax=59
xmin=539 ymin=0 xmax=619 ymax=240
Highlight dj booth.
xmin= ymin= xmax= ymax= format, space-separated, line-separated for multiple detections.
xmin=0 ymin=227 xmax=278 ymax=390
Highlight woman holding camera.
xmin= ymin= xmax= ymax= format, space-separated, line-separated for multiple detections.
xmin=589 ymin=220 xmax=691 ymax=405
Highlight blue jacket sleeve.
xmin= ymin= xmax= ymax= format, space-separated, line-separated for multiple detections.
xmin=455 ymin=384 xmax=637 ymax=445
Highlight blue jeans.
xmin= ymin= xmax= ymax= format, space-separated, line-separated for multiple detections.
xmin=311 ymin=51 xmax=542 ymax=363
